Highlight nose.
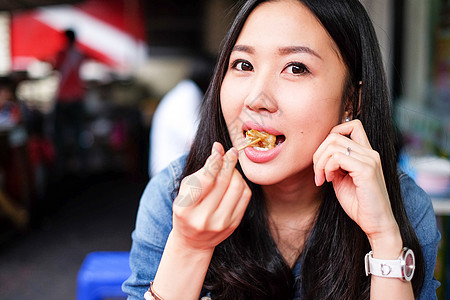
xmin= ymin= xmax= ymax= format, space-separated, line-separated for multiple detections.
xmin=244 ymin=71 xmax=278 ymax=114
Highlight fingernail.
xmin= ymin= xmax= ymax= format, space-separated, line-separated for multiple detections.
xmin=228 ymin=147 xmax=238 ymax=157
xmin=314 ymin=175 xmax=319 ymax=186
xmin=211 ymin=142 xmax=219 ymax=155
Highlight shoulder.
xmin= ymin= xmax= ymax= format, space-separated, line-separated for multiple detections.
xmin=123 ymin=156 xmax=188 ymax=299
xmin=399 ymin=173 xmax=434 ymax=228
xmin=146 ymin=154 xmax=186 ymax=196
xmin=398 ymin=172 xmax=441 ymax=299
xmin=399 ymin=172 xmax=432 ymax=218
xmin=141 ymin=155 xmax=186 ymax=207
xmin=399 ymin=171 xmax=440 ymax=247
xmin=134 ymin=155 xmax=187 ymax=245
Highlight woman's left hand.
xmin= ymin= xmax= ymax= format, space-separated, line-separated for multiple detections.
xmin=313 ymin=120 xmax=401 ymax=249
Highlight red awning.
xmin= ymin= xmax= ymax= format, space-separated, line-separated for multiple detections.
xmin=11 ymin=0 xmax=147 ymax=71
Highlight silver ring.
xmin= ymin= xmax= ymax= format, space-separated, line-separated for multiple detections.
xmin=345 ymin=147 xmax=351 ymax=156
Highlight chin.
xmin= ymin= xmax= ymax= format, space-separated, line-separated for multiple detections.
xmin=238 ymin=152 xmax=315 ymax=187
xmin=239 ymin=161 xmax=287 ymax=186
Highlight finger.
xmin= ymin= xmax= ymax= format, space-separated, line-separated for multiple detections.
xmin=201 ymin=142 xmax=225 ymax=178
xmin=211 ymin=141 xmax=225 ymax=156
xmin=314 ymin=119 xmax=371 ymax=167
xmin=215 ymin=173 xmax=251 ymax=236
xmin=200 ymin=147 xmax=239 ymax=211
xmin=314 ymin=132 xmax=347 ymax=169
xmin=323 ymin=151 xmax=367 ymax=183
xmin=214 ymin=170 xmax=249 ymax=222
xmin=323 ymin=152 xmax=351 ymax=183
xmin=316 ymin=141 xmax=383 ymax=187
xmin=330 ymin=119 xmax=372 ymax=148
xmin=314 ymin=138 xmax=367 ymax=186
xmin=314 ymin=142 xmax=340 ymax=186
xmin=175 ymin=143 xmax=225 ymax=207
xmin=230 ymin=183 xmax=252 ymax=229
xmin=201 ymin=143 xmax=227 ymax=182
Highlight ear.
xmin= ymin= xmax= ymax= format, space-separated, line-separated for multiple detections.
xmin=341 ymin=80 xmax=362 ymax=122
xmin=341 ymin=95 xmax=354 ymax=122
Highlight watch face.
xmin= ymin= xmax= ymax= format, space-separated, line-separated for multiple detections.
xmin=403 ymin=249 xmax=415 ymax=281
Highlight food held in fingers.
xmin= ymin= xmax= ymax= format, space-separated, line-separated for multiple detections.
xmin=245 ymin=129 xmax=276 ymax=150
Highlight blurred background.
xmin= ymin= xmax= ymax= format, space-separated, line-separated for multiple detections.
xmin=0 ymin=0 xmax=448 ymax=299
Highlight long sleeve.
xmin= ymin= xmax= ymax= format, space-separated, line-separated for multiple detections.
xmin=399 ymin=172 xmax=441 ymax=299
xmin=122 ymin=157 xmax=185 ymax=299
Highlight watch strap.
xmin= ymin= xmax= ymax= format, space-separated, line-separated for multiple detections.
xmin=364 ymin=251 xmax=404 ymax=278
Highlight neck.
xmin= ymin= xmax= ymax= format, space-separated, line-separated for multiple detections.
xmin=263 ymin=168 xmax=322 ymax=222
xmin=262 ymin=168 xmax=322 ymax=266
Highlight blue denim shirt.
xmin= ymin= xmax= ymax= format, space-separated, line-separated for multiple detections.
xmin=122 ymin=155 xmax=441 ymax=299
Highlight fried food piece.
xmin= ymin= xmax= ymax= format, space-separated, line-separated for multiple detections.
xmin=245 ymin=129 xmax=276 ymax=149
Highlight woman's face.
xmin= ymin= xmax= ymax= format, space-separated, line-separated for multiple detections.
xmin=220 ymin=0 xmax=348 ymax=186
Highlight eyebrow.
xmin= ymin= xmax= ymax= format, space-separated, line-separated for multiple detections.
xmin=232 ymin=44 xmax=255 ymax=54
xmin=231 ymin=44 xmax=322 ymax=60
xmin=278 ymin=46 xmax=322 ymax=60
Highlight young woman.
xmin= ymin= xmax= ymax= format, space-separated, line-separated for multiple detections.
xmin=123 ymin=0 xmax=440 ymax=299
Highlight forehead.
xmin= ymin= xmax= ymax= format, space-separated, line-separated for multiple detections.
xmin=235 ymin=0 xmax=340 ymax=59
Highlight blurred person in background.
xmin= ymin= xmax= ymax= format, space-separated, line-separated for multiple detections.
xmin=149 ymin=55 xmax=215 ymax=177
xmin=52 ymin=28 xmax=86 ymax=175
xmin=0 ymin=77 xmax=21 ymax=129
xmin=26 ymin=108 xmax=55 ymax=218
xmin=0 ymin=76 xmax=29 ymax=229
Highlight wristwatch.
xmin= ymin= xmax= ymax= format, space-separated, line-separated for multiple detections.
xmin=364 ymin=247 xmax=415 ymax=281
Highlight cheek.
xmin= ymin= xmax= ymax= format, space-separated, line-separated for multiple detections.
xmin=280 ymin=85 xmax=343 ymax=122
xmin=219 ymin=85 xmax=231 ymax=126
xmin=281 ymin=89 xmax=343 ymax=144
xmin=304 ymin=100 xmax=342 ymax=134
xmin=220 ymin=76 xmax=244 ymax=127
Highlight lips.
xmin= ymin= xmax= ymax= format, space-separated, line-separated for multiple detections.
xmin=241 ymin=122 xmax=285 ymax=163
xmin=242 ymin=122 xmax=283 ymax=137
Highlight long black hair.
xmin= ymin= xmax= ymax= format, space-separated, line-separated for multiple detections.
xmin=182 ymin=0 xmax=425 ymax=298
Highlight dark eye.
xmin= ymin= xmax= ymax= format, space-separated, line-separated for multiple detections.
xmin=285 ymin=62 xmax=309 ymax=75
xmin=232 ymin=60 xmax=254 ymax=71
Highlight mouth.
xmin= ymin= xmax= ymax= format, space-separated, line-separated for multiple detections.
xmin=242 ymin=129 xmax=285 ymax=151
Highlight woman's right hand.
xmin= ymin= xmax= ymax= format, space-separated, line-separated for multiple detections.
xmin=172 ymin=142 xmax=252 ymax=251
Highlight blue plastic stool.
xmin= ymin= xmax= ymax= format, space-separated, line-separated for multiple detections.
xmin=77 ymin=251 xmax=131 ymax=300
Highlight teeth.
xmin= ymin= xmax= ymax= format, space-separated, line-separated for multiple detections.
xmin=253 ymin=146 xmax=269 ymax=151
